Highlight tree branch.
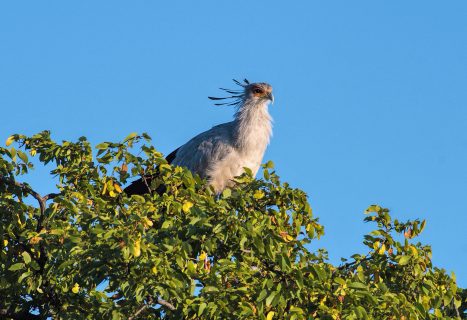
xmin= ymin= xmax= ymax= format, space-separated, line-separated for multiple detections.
xmin=128 ymin=296 xmax=153 ymax=320
xmin=337 ymin=253 xmax=373 ymax=271
xmin=156 ymin=297 xmax=175 ymax=311
xmin=0 ymin=176 xmax=60 ymax=230
xmin=128 ymin=296 xmax=175 ymax=320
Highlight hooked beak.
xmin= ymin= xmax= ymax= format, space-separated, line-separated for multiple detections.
xmin=267 ymin=92 xmax=274 ymax=104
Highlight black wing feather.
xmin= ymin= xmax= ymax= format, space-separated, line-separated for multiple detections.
xmin=123 ymin=148 xmax=180 ymax=195
xmin=165 ymin=147 xmax=180 ymax=164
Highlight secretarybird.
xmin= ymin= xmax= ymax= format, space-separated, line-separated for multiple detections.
xmin=124 ymin=79 xmax=274 ymax=195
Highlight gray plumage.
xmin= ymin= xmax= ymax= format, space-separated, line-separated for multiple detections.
xmin=125 ymin=79 xmax=274 ymax=195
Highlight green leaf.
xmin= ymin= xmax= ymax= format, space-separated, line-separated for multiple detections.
xmin=123 ymin=132 xmax=138 ymax=143
xmin=9 ymin=263 xmax=25 ymax=271
xmin=349 ymin=282 xmax=367 ymax=290
xmin=198 ymin=302 xmax=207 ymax=317
xmin=189 ymin=217 xmax=202 ymax=225
xmin=264 ymin=160 xmax=274 ymax=169
xmin=240 ymin=236 xmax=247 ymax=250
xmin=161 ymin=220 xmax=172 ymax=229
xmin=420 ymin=219 xmax=426 ymax=233
xmin=22 ymin=251 xmax=31 ymax=264
xmin=243 ymin=167 xmax=253 ymax=176
xmin=289 ymin=306 xmax=304 ymax=314
xmin=17 ymin=150 xmax=28 ymax=163
xmin=365 ymin=205 xmax=381 ymax=214
xmin=112 ymin=310 xmax=123 ymax=320
xmin=8 ymin=147 xmax=17 ymax=160
xmin=257 ymin=289 xmax=268 ymax=302
xmin=95 ymin=143 xmax=109 ymax=150
xmin=222 ymin=188 xmax=231 ymax=198
xmin=398 ymin=255 xmax=411 ymax=266
xmin=265 ymin=291 xmax=277 ymax=307
xmin=355 ymin=306 xmax=368 ymax=319
xmin=130 ymin=195 xmax=146 ymax=203
xmin=18 ymin=271 xmax=32 ymax=283
xmin=334 ymin=277 xmax=346 ymax=286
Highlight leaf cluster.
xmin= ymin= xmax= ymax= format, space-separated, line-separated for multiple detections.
xmin=0 ymin=132 xmax=464 ymax=319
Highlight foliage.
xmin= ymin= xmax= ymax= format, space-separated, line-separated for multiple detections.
xmin=0 ymin=131 xmax=464 ymax=319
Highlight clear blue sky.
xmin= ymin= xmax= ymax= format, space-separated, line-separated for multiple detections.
xmin=1 ymin=1 xmax=466 ymax=287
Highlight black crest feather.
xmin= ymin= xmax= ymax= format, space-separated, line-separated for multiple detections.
xmin=208 ymin=79 xmax=250 ymax=106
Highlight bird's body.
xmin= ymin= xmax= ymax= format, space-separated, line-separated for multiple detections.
xmin=125 ymin=80 xmax=274 ymax=195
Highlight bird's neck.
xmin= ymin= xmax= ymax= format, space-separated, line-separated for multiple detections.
xmin=233 ymin=100 xmax=273 ymax=152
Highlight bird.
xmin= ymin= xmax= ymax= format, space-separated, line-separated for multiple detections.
xmin=124 ymin=79 xmax=274 ymax=195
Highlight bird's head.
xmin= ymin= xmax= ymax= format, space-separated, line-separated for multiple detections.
xmin=208 ymin=79 xmax=274 ymax=106
xmin=246 ymin=82 xmax=274 ymax=104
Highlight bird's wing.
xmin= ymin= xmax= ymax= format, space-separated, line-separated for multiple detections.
xmin=124 ymin=122 xmax=235 ymax=195
xmin=170 ymin=122 xmax=236 ymax=178
xmin=165 ymin=147 xmax=180 ymax=164
xmin=124 ymin=147 xmax=180 ymax=195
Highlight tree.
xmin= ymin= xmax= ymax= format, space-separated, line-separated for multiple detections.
xmin=0 ymin=131 xmax=464 ymax=319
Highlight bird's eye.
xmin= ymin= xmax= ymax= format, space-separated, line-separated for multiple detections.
xmin=254 ymin=88 xmax=263 ymax=94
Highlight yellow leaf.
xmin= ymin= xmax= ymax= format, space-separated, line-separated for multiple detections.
xmin=114 ymin=183 xmax=122 ymax=193
xmin=266 ymin=311 xmax=275 ymax=320
xmin=133 ymin=240 xmax=141 ymax=257
xmin=280 ymin=231 xmax=294 ymax=242
xmin=109 ymin=190 xmax=117 ymax=197
xmin=420 ymin=219 xmax=426 ymax=233
xmin=365 ymin=205 xmax=382 ymax=214
xmin=152 ymin=266 xmax=157 ymax=274
xmin=187 ymin=260 xmax=197 ymax=273
xmin=409 ymin=245 xmax=418 ymax=257
xmin=373 ymin=241 xmax=380 ymax=251
xmin=378 ymin=243 xmax=386 ymax=255
xmin=182 ymin=201 xmax=193 ymax=213
xmin=102 ymin=181 xmax=107 ymax=195
xmin=199 ymin=251 xmax=207 ymax=261
xmin=143 ymin=217 xmax=153 ymax=228
xmin=3 ymin=239 xmax=8 ymax=247
xmin=72 ymin=283 xmax=80 ymax=294
xmin=5 ymin=135 xmax=14 ymax=146
xmin=16 ymin=215 xmax=24 ymax=228
xmin=159 ymin=163 xmax=171 ymax=171
xmin=30 ymin=149 xmax=37 ymax=156
xmin=253 ymin=190 xmax=265 ymax=199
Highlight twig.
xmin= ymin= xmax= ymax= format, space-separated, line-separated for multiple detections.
xmin=337 ymin=254 xmax=372 ymax=271
xmin=452 ymin=299 xmax=461 ymax=319
xmin=129 ymin=296 xmax=153 ymax=320
xmin=128 ymin=303 xmax=150 ymax=320
xmin=141 ymin=174 xmax=152 ymax=194
xmin=128 ymin=295 xmax=176 ymax=320
xmin=157 ymin=297 xmax=176 ymax=311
